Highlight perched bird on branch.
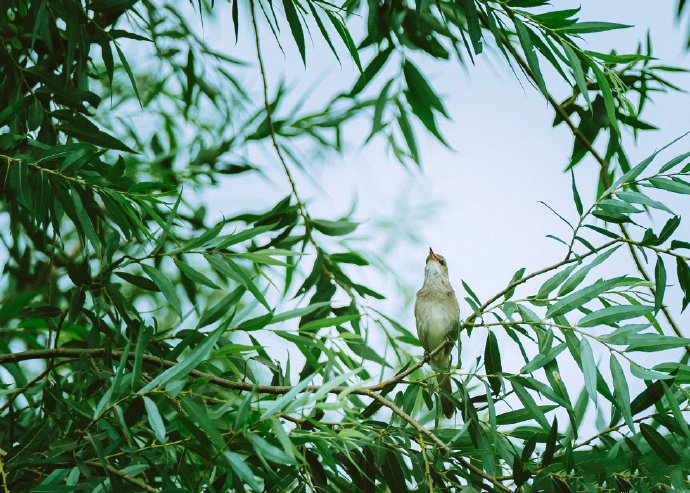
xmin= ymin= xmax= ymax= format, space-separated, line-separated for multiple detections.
xmin=415 ymin=247 xmax=460 ymax=418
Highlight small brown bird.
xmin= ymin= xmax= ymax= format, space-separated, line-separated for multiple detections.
xmin=415 ymin=247 xmax=460 ymax=418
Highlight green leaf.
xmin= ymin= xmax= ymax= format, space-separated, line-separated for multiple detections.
xmin=589 ymin=62 xmax=618 ymax=133
xmin=349 ymin=48 xmax=392 ymax=97
xmin=557 ymin=22 xmax=631 ymax=33
xmin=271 ymin=302 xmax=331 ymax=324
xmin=114 ymin=41 xmax=142 ymax=106
xmin=676 ymin=257 xmax=690 ymax=310
xmin=547 ymin=277 xmax=627 ymax=318
xmin=541 ymin=417 xmax=558 ymax=467
xmin=512 ymin=381 xmax=549 ymax=429
xmin=520 ymin=344 xmax=566 ymax=374
xmin=282 ymin=0 xmax=306 ymax=63
xmin=654 ymin=256 xmax=666 ymax=312
xmin=299 ymin=314 xmax=360 ymax=332
xmin=224 ymin=258 xmax=271 ymax=310
xmin=671 ymin=240 xmax=690 ymax=250
xmin=639 ymin=423 xmax=681 ymax=464
xmin=143 ymin=396 xmax=167 ymax=443
xmin=212 ymin=224 xmax=276 ymax=249
xmin=563 ymin=43 xmax=591 ymax=106
xmin=616 ymin=190 xmax=673 ymax=214
xmin=656 ymin=216 xmax=680 ymax=245
xmin=173 ymin=258 xmax=220 ymax=290
xmin=260 ymin=373 xmax=316 ymax=420
xmin=312 ymin=219 xmax=358 ymax=236
xmin=367 ymin=79 xmax=393 ymax=141
xmin=224 ymin=451 xmax=261 ymax=491
xmin=397 ymin=99 xmax=419 ymax=163
xmin=629 ymin=361 xmax=675 ymax=380
xmin=599 ymin=199 xmax=642 ymax=215
xmin=648 ymin=177 xmax=690 ymax=195
xmin=627 ymin=334 xmax=690 ymax=352
xmin=403 ymin=60 xmax=447 ymax=117
xmin=610 ymin=355 xmax=634 ymax=431
xmin=324 ymin=10 xmax=362 ymax=71
xmin=496 ymin=405 xmax=558 ymax=425
xmin=570 ymin=170 xmax=584 ymax=215
xmin=579 ymin=305 xmax=653 ymax=327
xmin=247 ymin=433 xmax=296 ymax=465
xmin=142 ymin=264 xmax=182 ymax=316
xmin=580 ymin=338 xmax=597 ymax=405
xmin=659 ymin=151 xmax=690 ymax=173
xmin=138 ymin=325 xmax=225 ymax=393
xmin=514 ymin=18 xmax=547 ymax=94
xmin=537 ymin=264 xmax=578 ymax=299
xmin=484 ymin=331 xmax=502 ymax=395
xmin=198 ymin=287 xmax=245 ymax=328
xmin=115 ymin=272 xmax=160 ymax=292
xmin=662 ymin=382 xmax=690 ymax=438
xmin=558 ymin=247 xmax=619 ymax=296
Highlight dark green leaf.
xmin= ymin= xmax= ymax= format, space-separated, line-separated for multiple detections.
xmin=639 ymin=423 xmax=681 ymax=464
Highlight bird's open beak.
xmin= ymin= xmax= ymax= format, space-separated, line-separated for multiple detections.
xmin=426 ymin=247 xmax=439 ymax=263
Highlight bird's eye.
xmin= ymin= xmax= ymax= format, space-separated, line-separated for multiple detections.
xmin=440 ymin=259 xmax=446 ymax=266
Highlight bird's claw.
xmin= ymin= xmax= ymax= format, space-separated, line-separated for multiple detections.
xmin=423 ymin=350 xmax=431 ymax=362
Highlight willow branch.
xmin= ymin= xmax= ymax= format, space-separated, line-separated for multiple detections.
xmin=249 ymin=0 xmax=311 ymax=237
xmin=85 ymin=460 xmax=159 ymax=493
xmin=490 ymin=14 xmax=686 ymax=343
xmin=367 ymin=391 xmax=511 ymax=492
xmin=1 ymin=348 xmax=508 ymax=491
xmin=368 ymin=238 xmax=619 ymax=393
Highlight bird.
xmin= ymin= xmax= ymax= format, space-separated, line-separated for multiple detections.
xmin=415 ymin=247 xmax=460 ymax=418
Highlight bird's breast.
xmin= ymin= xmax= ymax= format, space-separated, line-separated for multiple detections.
xmin=415 ymin=296 xmax=458 ymax=354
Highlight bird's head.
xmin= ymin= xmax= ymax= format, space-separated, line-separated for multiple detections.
xmin=425 ymin=247 xmax=449 ymax=279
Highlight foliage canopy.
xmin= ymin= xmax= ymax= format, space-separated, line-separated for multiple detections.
xmin=2 ymin=0 xmax=690 ymax=491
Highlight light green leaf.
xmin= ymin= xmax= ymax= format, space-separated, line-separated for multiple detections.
xmin=143 ymin=396 xmax=167 ymax=443
xmin=173 ymin=258 xmax=220 ymax=290
xmin=589 ymin=62 xmax=618 ymax=133
xmin=142 ymin=264 xmax=181 ymax=315
xmin=299 ymin=314 xmax=360 ymax=332
xmin=580 ymin=339 xmax=597 ymax=406
xmin=627 ymin=334 xmax=690 ymax=352
xmin=563 ymin=43 xmax=590 ymax=106
xmin=616 ymin=190 xmax=673 ymax=214
xmin=610 ymin=355 xmax=633 ymax=431
xmin=247 ymin=433 xmax=296 ymax=465
xmin=224 ymin=451 xmax=261 ymax=491
xmin=198 ymin=287 xmax=245 ymax=328
xmin=557 ymin=22 xmax=631 ymax=33
xmin=579 ymin=305 xmax=653 ymax=328
xmin=548 ymin=276 xmax=627 ymax=318
xmin=260 ymin=373 xmax=316 ymax=420
xmin=138 ymin=325 xmax=225 ymax=393
xmin=558 ymin=247 xmax=619 ymax=296
xmin=512 ymin=381 xmax=549 ymax=429
xmin=514 ymin=18 xmax=547 ymax=94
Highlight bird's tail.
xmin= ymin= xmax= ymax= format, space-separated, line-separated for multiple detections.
xmin=436 ymin=360 xmax=455 ymax=419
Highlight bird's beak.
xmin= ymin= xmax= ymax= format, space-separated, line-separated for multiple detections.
xmin=427 ymin=247 xmax=439 ymax=263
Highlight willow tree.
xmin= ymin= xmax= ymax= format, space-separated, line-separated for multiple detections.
xmin=1 ymin=0 xmax=690 ymax=491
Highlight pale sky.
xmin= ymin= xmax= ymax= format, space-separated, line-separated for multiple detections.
xmin=200 ymin=1 xmax=690 ymax=425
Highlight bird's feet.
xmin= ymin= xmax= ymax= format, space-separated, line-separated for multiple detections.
xmin=423 ymin=350 xmax=431 ymax=362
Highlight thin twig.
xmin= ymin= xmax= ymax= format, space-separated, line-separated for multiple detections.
xmin=367 ymin=390 xmax=511 ymax=492
xmin=249 ymin=0 xmax=311 ymax=237
xmin=488 ymin=11 xmax=686 ymax=345
xmin=85 ymin=460 xmax=159 ymax=493
xmin=1 ymin=347 xmax=509 ymax=491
